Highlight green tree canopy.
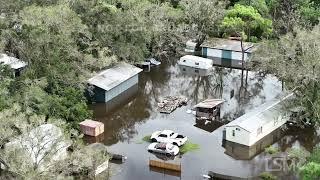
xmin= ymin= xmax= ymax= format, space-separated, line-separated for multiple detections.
xmin=251 ymin=24 xmax=320 ymax=125
xmin=221 ymin=4 xmax=273 ymax=41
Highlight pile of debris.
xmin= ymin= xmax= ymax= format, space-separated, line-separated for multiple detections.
xmin=158 ymin=96 xmax=188 ymax=114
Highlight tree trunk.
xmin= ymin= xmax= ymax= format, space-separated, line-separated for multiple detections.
xmin=240 ymin=38 xmax=245 ymax=89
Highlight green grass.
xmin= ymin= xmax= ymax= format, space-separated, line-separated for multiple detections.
xmin=142 ymin=135 xmax=152 ymax=143
xmin=180 ymin=142 xmax=200 ymax=154
xmin=265 ymin=146 xmax=280 ymax=155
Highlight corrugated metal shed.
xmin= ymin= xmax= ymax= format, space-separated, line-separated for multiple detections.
xmin=226 ymin=93 xmax=293 ymax=133
xmin=0 ymin=54 xmax=27 ymax=70
xmin=88 ymin=63 xmax=142 ymax=91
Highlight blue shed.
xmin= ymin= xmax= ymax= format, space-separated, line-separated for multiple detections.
xmin=88 ymin=63 xmax=142 ymax=103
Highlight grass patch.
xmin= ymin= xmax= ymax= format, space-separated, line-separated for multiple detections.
xmin=142 ymin=135 xmax=152 ymax=143
xmin=265 ymin=146 xmax=280 ymax=155
xmin=259 ymin=172 xmax=277 ymax=180
xmin=180 ymin=142 xmax=200 ymax=154
xmin=135 ymin=140 xmax=144 ymax=144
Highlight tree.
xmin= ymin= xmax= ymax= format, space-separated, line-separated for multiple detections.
xmin=180 ymin=0 xmax=227 ymax=49
xmin=0 ymin=105 xmax=109 ymax=179
xmin=221 ymin=4 xmax=273 ymax=41
xmin=237 ymin=0 xmax=270 ymax=17
xmin=267 ymin=0 xmax=320 ymax=35
xmin=251 ymin=24 xmax=320 ymax=126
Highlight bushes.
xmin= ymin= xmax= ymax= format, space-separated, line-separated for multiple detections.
xmin=259 ymin=172 xmax=277 ymax=180
xmin=265 ymin=146 xmax=280 ymax=155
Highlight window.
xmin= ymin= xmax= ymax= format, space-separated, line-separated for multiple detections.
xmin=195 ymin=62 xmax=199 ymax=65
xmin=182 ymin=68 xmax=186 ymax=71
xmin=183 ymin=60 xmax=186 ymax=62
xmin=170 ymin=133 xmax=174 ymax=137
xmin=159 ymin=134 xmax=167 ymax=138
xmin=195 ymin=69 xmax=199 ymax=73
xmin=155 ymin=143 xmax=167 ymax=150
xmin=257 ymin=127 xmax=263 ymax=135
xmin=232 ymin=130 xmax=235 ymax=136
xmin=236 ymin=128 xmax=240 ymax=131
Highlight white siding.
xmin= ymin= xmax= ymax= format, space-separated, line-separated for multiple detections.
xmin=226 ymin=113 xmax=289 ymax=146
xmin=105 ymin=74 xmax=139 ymax=102
xmin=248 ymin=114 xmax=288 ymax=146
xmin=225 ymin=126 xmax=250 ymax=146
xmin=206 ymin=48 xmax=222 ymax=58
xmin=232 ymin=51 xmax=249 ymax=61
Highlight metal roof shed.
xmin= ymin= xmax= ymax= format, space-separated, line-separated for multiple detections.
xmin=88 ymin=63 xmax=142 ymax=103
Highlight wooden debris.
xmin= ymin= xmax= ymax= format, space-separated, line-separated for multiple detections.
xmin=149 ymin=159 xmax=181 ymax=172
xmin=158 ymin=96 xmax=188 ymax=114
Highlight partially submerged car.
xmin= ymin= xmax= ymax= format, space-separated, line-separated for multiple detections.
xmin=148 ymin=142 xmax=179 ymax=156
xmin=150 ymin=130 xmax=188 ymax=146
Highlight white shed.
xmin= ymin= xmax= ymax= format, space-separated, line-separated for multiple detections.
xmin=225 ymin=93 xmax=293 ymax=146
xmin=88 ymin=63 xmax=142 ymax=103
xmin=178 ymin=55 xmax=213 ymax=70
xmin=0 ymin=54 xmax=27 ymax=76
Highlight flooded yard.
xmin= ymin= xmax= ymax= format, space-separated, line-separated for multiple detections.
xmin=90 ymin=57 xmax=319 ymax=180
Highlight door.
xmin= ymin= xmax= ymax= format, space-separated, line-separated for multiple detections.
xmin=221 ymin=50 xmax=232 ymax=67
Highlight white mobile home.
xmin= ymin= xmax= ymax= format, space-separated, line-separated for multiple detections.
xmin=178 ymin=65 xmax=212 ymax=76
xmin=225 ymin=93 xmax=293 ymax=146
xmin=88 ymin=63 xmax=142 ymax=103
xmin=0 ymin=54 xmax=27 ymax=77
xmin=178 ymin=55 xmax=213 ymax=70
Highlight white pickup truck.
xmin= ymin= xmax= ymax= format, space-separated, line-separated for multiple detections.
xmin=150 ymin=130 xmax=188 ymax=146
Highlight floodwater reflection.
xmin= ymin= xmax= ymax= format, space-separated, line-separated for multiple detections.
xmin=90 ymin=57 xmax=317 ymax=180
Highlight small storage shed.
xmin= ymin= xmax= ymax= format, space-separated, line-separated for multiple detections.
xmin=200 ymin=38 xmax=255 ymax=69
xmin=225 ymin=93 xmax=293 ymax=146
xmin=79 ymin=119 xmax=105 ymax=137
xmin=178 ymin=55 xmax=213 ymax=70
xmin=0 ymin=54 xmax=27 ymax=77
xmin=193 ymin=99 xmax=224 ymax=120
xmin=88 ymin=63 xmax=142 ymax=103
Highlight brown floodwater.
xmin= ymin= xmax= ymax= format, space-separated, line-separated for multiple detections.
xmin=90 ymin=57 xmax=319 ymax=180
